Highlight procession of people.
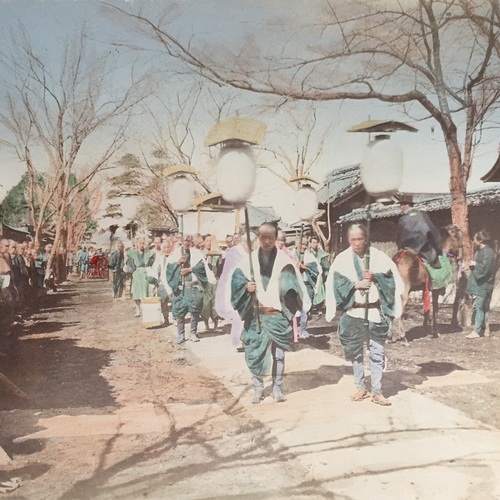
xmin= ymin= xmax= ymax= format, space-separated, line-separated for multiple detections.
xmin=1 ymin=215 xmax=497 ymax=409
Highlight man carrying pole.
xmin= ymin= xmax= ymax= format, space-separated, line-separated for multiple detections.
xmin=231 ymin=222 xmax=310 ymax=404
xmin=325 ymin=223 xmax=404 ymax=406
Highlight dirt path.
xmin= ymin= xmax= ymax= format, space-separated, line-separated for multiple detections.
xmin=305 ymin=305 xmax=500 ymax=429
xmin=0 ymin=280 xmax=326 ymax=499
xmin=1 ymin=279 xmax=499 ymax=498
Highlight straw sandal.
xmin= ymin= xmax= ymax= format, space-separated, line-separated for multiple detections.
xmin=351 ymin=389 xmax=370 ymax=402
xmin=371 ymin=393 xmax=392 ymax=406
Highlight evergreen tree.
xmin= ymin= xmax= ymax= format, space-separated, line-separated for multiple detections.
xmin=0 ymin=175 xmax=30 ymax=227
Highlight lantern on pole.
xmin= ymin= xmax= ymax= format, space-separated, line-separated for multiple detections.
xmin=289 ymin=175 xmax=319 ymax=262
xmin=214 ymin=141 xmax=257 ymax=205
xmin=361 ymin=134 xmax=404 ymax=198
xmin=290 ymin=176 xmax=319 ymax=221
xmin=349 ymin=119 xmax=416 ymax=323
xmin=163 ymin=165 xmax=196 ymax=237
xmin=205 ymin=116 xmax=267 ymax=331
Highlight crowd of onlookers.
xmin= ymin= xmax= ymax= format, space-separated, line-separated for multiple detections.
xmin=0 ymin=238 xmax=61 ymax=333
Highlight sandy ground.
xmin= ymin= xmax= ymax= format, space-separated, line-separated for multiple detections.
xmin=0 ymin=278 xmax=498 ymax=498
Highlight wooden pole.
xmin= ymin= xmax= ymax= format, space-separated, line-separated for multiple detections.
xmin=244 ymin=205 xmax=260 ymax=332
xmin=364 ymin=203 xmax=372 ymax=329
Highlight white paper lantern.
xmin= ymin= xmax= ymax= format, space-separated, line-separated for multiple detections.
xmin=168 ymin=175 xmax=194 ymax=213
xmin=361 ymin=135 xmax=404 ymax=197
xmin=294 ymin=184 xmax=318 ymax=221
xmin=215 ymin=144 xmax=257 ymax=205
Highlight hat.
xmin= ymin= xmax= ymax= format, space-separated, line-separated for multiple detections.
xmin=398 ymin=194 xmax=414 ymax=205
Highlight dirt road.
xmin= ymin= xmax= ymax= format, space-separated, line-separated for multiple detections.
xmin=0 ymin=280 xmax=327 ymax=499
xmin=0 ymin=279 xmax=499 ymax=498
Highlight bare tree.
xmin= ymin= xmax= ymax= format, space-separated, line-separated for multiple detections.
xmin=109 ymin=0 xmax=500 ymax=259
xmin=258 ymin=102 xmax=335 ymax=248
xmin=0 ymin=25 xmax=148 ymax=277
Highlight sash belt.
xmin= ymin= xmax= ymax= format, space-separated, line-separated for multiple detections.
xmin=258 ymin=307 xmax=280 ymax=315
xmin=352 ymin=301 xmax=380 ymax=309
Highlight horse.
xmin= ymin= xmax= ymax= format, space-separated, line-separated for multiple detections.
xmin=391 ymin=224 xmax=465 ymax=342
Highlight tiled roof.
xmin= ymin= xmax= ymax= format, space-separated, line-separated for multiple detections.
xmin=317 ymin=164 xmax=363 ymax=205
xmin=481 ymin=153 xmax=500 ymax=182
xmin=337 ymin=187 xmax=500 ymax=224
xmin=246 ymin=204 xmax=279 ymax=227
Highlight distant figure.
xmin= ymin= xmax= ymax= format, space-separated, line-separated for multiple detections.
xmin=166 ymin=235 xmax=215 ymax=344
xmin=9 ymin=241 xmax=28 ymax=315
xmin=108 ymin=241 xmax=126 ymax=300
xmin=77 ymin=247 xmax=89 ymax=279
xmin=466 ymin=230 xmax=496 ymax=339
xmin=326 ymin=224 xmax=404 ymax=406
xmin=397 ymin=194 xmax=442 ymax=268
xmin=66 ymin=248 xmax=74 ymax=276
xmin=147 ymin=240 xmax=173 ymax=325
xmin=126 ymin=237 xmax=155 ymax=317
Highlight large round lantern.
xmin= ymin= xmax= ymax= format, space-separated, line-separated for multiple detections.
xmin=361 ymin=134 xmax=404 ymax=198
xmin=294 ymin=183 xmax=318 ymax=221
xmin=215 ymin=142 xmax=257 ymax=205
xmin=163 ymin=165 xmax=197 ymax=214
xmin=168 ymin=175 xmax=194 ymax=213
xmin=289 ymin=176 xmax=319 ymax=223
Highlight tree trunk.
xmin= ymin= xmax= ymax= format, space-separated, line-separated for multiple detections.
xmin=448 ymin=149 xmax=472 ymax=261
xmin=44 ymin=198 xmax=67 ymax=284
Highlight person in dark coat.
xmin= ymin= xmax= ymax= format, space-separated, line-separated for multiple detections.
xmin=108 ymin=241 xmax=126 ymax=299
xmin=397 ymin=194 xmax=443 ymax=268
xmin=466 ymin=230 xmax=496 ymax=339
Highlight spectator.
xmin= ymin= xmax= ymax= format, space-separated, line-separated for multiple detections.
xmin=9 ymin=241 xmax=28 ymax=316
xmin=466 ymin=230 xmax=496 ymax=339
xmin=33 ymin=243 xmax=46 ymax=297
xmin=77 ymin=246 xmax=89 ymax=279
xmin=66 ymin=248 xmax=74 ymax=276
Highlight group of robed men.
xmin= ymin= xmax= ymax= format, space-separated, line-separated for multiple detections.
xmin=226 ymin=222 xmax=402 ymax=406
xmin=107 ymin=234 xmax=227 ymax=342
xmin=229 ymin=214 xmax=496 ymax=407
xmin=105 ymin=197 xmax=496 ymax=407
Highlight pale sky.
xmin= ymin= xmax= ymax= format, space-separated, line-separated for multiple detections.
xmin=1 ymin=0 xmax=499 ymax=215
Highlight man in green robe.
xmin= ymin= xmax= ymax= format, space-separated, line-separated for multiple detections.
xmin=326 ymin=224 xmax=404 ymax=406
xmin=231 ymin=223 xmax=310 ymax=404
xmin=296 ymin=236 xmax=329 ymax=338
xmin=466 ymin=230 xmax=496 ymax=339
xmin=126 ymin=237 xmax=155 ymax=317
xmin=108 ymin=241 xmax=126 ymax=299
xmin=166 ymin=235 xmax=214 ymax=344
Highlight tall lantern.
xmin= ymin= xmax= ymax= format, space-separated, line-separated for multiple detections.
xmin=361 ymin=134 xmax=403 ymax=198
xmin=215 ymin=141 xmax=257 ymax=205
xmin=349 ymin=119 xmax=416 ymax=324
xmin=293 ymin=182 xmax=318 ymax=221
xmin=205 ymin=117 xmax=267 ymax=331
xmin=289 ymin=176 xmax=319 ymax=264
xmin=163 ymin=165 xmax=196 ymax=236
xmin=348 ymin=120 xmax=417 ymax=200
